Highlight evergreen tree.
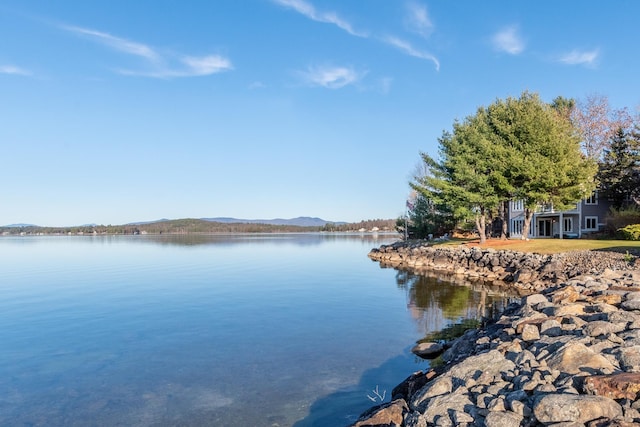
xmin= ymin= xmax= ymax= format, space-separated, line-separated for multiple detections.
xmin=599 ymin=126 xmax=640 ymax=208
xmin=484 ymin=92 xmax=597 ymax=239
xmin=412 ymin=109 xmax=506 ymax=243
xmin=407 ymin=193 xmax=455 ymax=238
xmin=412 ymin=92 xmax=597 ymax=242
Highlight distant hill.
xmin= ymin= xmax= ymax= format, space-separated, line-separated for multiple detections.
xmin=0 ymin=217 xmax=395 ymax=235
xmin=200 ymin=216 xmax=346 ymax=227
xmin=126 ymin=218 xmax=170 ymax=225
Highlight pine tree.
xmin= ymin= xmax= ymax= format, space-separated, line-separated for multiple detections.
xmin=599 ymin=126 xmax=640 ymax=208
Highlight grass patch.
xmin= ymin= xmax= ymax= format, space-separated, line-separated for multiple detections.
xmin=425 ymin=237 xmax=640 ymax=255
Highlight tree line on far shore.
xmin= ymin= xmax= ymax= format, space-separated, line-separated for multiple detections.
xmin=0 ymin=218 xmax=397 ymax=236
xmin=406 ymin=92 xmax=640 ymax=242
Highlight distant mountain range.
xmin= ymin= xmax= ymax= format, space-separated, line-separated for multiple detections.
xmin=5 ymin=217 xmax=346 ymax=228
xmin=200 ymin=216 xmax=346 ymax=227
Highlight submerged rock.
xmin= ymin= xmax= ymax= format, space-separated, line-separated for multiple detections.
xmin=411 ymin=342 xmax=443 ymax=359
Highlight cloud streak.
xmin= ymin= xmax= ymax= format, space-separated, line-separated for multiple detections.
xmin=558 ymin=49 xmax=599 ymax=67
xmin=298 ymin=65 xmax=365 ymax=89
xmin=492 ymin=26 xmax=524 ymax=55
xmin=383 ymin=36 xmax=440 ymax=70
xmin=272 ymin=0 xmax=440 ymax=71
xmin=62 ymin=25 xmax=161 ymax=62
xmin=61 ymin=25 xmax=232 ymax=78
xmin=272 ymin=0 xmax=366 ymax=37
xmin=0 ymin=65 xmax=32 ymax=76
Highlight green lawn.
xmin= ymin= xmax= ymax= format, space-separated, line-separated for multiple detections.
xmin=435 ymin=237 xmax=640 ymax=255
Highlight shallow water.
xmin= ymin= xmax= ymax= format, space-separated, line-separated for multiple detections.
xmin=0 ymin=234 xmax=510 ymax=426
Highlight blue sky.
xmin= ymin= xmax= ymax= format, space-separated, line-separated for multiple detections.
xmin=1 ymin=1 xmax=639 ymax=226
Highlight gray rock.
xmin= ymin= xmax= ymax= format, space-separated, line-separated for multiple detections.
xmin=410 ymin=375 xmax=453 ymax=409
xmin=484 ymin=410 xmax=524 ymax=427
xmin=616 ymin=345 xmax=640 ymax=372
xmin=411 ymin=342 xmax=444 ymax=358
xmin=419 ymin=391 xmax=474 ymax=425
xmin=512 ymin=349 xmax=539 ymax=368
xmin=441 ymin=330 xmax=480 ymax=363
xmin=541 ymin=319 xmax=563 ymax=337
xmin=476 ymin=392 xmax=493 ymax=409
xmin=487 ymin=396 xmax=506 ymax=411
xmin=625 ymin=291 xmax=640 ymax=301
xmin=509 ymin=399 xmax=531 ymax=417
xmin=521 ymin=323 xmax=540 ymax=341
xmin=451 ymin=409 xmax=474 ymax=425
xmin=621 ymin=299 xmax=640 ymax=311
xmin=583 ymin=320 xmax=626 ymax=337
xmin=523 ymin=293 xmax=548 ymax=306
xmin=546 ymin=341 xmax=617 ymax=375
xmin=448 ymin=350 xmax=515 ymax=383
xmin=533 ymin=394 xmax=622 ymax=424
xmin=351 ymin=399 xmax=408 ymax=427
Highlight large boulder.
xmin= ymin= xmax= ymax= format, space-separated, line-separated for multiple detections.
xmin=533 ymin=394 xmax=623 ymax=424
xmin=411 ymin=342 xmax=443 ymax=359
xmin=546 ymin=342 xmax=617 ymax=375
xmin=351 ymin=399 xmax=408 ymax=427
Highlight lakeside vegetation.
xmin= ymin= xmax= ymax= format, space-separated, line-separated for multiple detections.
xmin=0 ymin=218 xmax=398 ymax=236
xmin=405 ymin=92 xmax=640 ymax=242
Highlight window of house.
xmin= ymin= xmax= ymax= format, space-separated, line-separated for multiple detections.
xmin=564 ymin=217 xmax=572 ymax=232
xmin=512 ymin=219 xmax=524 ymax=236
xmin=511 ymin=200 xmax=524 ymax=211
xmin=585 ymin=191 xmax=598 ymax=205
xmin=585 ymin=216 xmax=598 ymax=230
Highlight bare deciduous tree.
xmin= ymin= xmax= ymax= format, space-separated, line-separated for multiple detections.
xmin=572 ymin=93 xmax=633 ymax=159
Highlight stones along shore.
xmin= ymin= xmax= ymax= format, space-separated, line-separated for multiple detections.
xmin=352 ymin=241 xmax=640 ymax=427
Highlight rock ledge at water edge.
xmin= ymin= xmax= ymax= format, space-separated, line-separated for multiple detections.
xmin=351 ymin=243 xmax=640 ymax=427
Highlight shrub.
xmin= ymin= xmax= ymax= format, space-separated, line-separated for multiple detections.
xmin=605 ymin=206 xmax=640 ymax=235
xmin=618 ymin=224 xmax=640 ymax=241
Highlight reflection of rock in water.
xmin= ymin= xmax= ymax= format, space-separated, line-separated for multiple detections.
xmin=397 ymin=271 xmax=516 ymax=339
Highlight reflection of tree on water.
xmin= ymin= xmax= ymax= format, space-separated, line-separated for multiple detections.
xmin=395 ymin=270 xmax=515 ymax=340
xmin=118 ymin=233 xmax=399 ymax=248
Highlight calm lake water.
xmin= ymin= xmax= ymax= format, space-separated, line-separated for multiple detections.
xmin=0 ymin=234 xmax=511 ymax=426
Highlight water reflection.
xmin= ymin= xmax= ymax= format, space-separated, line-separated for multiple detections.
xmin=138 ymin=232 xmax=399 ymax=247
xmin=295 ymin=270 xmax=517 ymax=426
xmin=395 ymin=269 xmax=516 ymax=341
xmin=0 ymin=232 xmax=400 ymax=248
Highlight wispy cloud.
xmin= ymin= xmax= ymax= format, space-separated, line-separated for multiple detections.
xmin=180 ymin=55 xmax=232 ymax=76
xmin=558 ymin=49 xmax=599 ymax=67
xmin=272 ymin=0 xmax=367 ymax=37
xmin=405 ymin=1 xmax=433 ymax=39
xmin=61 ymin=24 xmax=232 ymax=78
xmin=298 ymin=65 xmax=365 ymax=89
xmin=383 ymin=36 xmax=440 ymax=71
xmin=491 ymin=25 xmax=524 ymax=55
xmin=0 ymin=64 xmax=32 ymax=76
xmin=272 ymin=1 xmax=439 ymax=72
xmin=62 ymin=25 xmax=161 ymax=62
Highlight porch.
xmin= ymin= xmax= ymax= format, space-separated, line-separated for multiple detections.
xmin=534 ymin=212 xmax=581 ymax=239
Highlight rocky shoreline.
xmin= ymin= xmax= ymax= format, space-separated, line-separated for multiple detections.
xmin=353 ymin=241 xmax=640 ymax=427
